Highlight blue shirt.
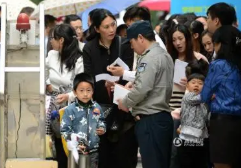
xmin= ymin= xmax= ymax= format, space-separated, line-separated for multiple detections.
xmin=201 ymin=59 xmax=241 ymax=115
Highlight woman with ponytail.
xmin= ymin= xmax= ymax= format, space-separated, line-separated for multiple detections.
xmin=46 ymin=24 xmax=84 ymax=104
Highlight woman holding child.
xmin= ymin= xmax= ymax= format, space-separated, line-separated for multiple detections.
xmin=201 ymin=25 xmax=241 ymax=168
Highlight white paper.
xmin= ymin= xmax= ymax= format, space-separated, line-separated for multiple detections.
xmin=173 ymin=59 xmax=188 ymax=85
xmin=111 ymin=57 xmax=130 ymax=70
xmin=113 ymin=84 xmax=130 ymax=105
xmin=95 ymin=74 xmax=120 ymax=82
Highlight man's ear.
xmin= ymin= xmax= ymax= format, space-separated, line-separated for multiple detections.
xmin=214 ymin=17 xmax=220 ymax=27
xmin=138 ymin=34 xmax=144 ymax=42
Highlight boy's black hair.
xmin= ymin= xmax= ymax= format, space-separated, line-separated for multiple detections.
xmin=187 ymin=73 xmax=205 ymax=82
xmin=73 ymin=73 xmax=94 ymax=91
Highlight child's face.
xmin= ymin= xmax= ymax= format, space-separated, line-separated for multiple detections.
xmin=186 ymin=78 xmax=204 ymax=94
xmin=74 ymin=82 xmax=93 ymax=103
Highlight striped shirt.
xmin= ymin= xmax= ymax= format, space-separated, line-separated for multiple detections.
xmin=169 ymin=84 xmax=185 ymax=111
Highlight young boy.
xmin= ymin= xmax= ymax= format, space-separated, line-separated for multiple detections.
xmin=177 ymin=73 xmax=209 ymax=168
xmin=61 ymin=73 xmax=106 ymax=168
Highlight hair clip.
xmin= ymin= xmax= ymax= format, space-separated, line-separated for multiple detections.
xmin=172 ymin=19 xmax=178 ymax=25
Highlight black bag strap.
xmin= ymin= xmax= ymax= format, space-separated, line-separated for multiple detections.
xmin=118 ymin=36 xmax=122 ymax=59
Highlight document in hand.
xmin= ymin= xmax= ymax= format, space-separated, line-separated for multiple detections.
xmin=113 ymin=84 xmax=130 ymax=105
xmin=110 ymin=57 xmax=130 ymax=70
xmin=95 ymin=73 xmax=120 ymax=82
xmin=173 ymin=59 xmax=188 ymax=85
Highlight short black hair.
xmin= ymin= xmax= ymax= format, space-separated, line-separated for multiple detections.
xmin=123 ymin=6 xmax=151 ymax=22
xmin=139 ymin=32 xmax=155 ymax=42
xmin=45 ymin=14 xmax=57 ymax=28
xmin=64 ymin=14 xmax=81 ymax=24
xmin=207 ymin=2 xmax=236 ymax=26
xmin=73 ymin=73 xmax=95 ymax=91
xmin=187 ymin=73 xmax=205 ymax=82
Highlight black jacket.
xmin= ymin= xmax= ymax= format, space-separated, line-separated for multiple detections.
xmin=83 ymin=36 xmax=134 ymax=104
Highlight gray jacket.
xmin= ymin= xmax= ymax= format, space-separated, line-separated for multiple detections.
xmin=179 ymin=92 xmax=208 ymax=142
xmin=122 ymin=42 xmax=174 ymax=116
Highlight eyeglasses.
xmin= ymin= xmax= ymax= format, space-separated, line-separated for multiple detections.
xmin=78 ymin=89 xmax=93 ymax=94
xmin=101 ymin=21 xmax=117 ymax=30
xmin=74 ymin=26 xmax=83 ymax=32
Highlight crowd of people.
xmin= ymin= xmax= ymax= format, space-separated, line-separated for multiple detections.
xmin=44 ymin=2 xmax=241 ymax=168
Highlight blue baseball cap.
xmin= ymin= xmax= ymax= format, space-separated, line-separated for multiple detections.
xmin=122 ymin=20 xmax=154 ymax=44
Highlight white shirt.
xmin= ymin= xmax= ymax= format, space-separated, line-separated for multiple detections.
xmin=46 ymin=50 xmax=84 ymax=102
xmin=123 ymin=33 xmax=166 ymax=82
xmin=154 ymin=30 xmax=167 ymax=51
xmin=78 ymin=41 xmax=85 ymax=51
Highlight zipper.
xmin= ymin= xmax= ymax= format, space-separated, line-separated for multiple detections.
xmin=86 ymin=108 xmax=90 ymax=147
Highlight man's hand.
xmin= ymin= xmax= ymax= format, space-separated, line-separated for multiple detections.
xmin=56 ymin=94 xmax=69 ymax=104
xmin=125 ymin=81 xmax=133 ymax=90
xmin=107 ymin=65 xmax=124 ymax=76
xmin=117 ymin=99 xmax=129 ymax=112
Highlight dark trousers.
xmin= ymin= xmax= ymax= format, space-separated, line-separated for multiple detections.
xmin=55 ymin=138 xmax=68 ymax=168
xmin=135 ymin=112 xmax=173 ymax=168
xmin=177 ymin=139 xmax=209 ymax=168
xmin=98 ymin=125 xmax=138 ymax=168
xmin=170 ymin=119 xmax=181 ymax=168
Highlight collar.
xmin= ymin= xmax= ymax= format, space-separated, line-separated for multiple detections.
xmin=75 ymin=98 xmax=94 ymax=108
xmin=140 ymin=42 xmax=159 ymax=56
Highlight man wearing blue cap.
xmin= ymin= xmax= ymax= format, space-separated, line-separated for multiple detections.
xmin=117 ymin=20 xmax=174 ymax=168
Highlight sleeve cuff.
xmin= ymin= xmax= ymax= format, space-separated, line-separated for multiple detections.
xmin=123 ymin=70 xmax=136 ymax=82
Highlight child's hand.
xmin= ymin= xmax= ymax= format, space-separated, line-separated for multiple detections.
xmin=177 ymin=126 xmax=181 ymax=134
xmin=96 ymin=128 xmax=105 ymax=135
xmin=78 ymin=144 xmax=88 ymax=154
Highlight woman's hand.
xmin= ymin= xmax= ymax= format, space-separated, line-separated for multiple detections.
xmin=56 ymin=94 xmax=69 ymax=104
xmin=107 ymin=65 xmax=124 ymax=76
xmin=105 ymin=81 xmax=115 ymax=92
xmin=46 ymin=84 xmax=53 ymax=93
xmin=179 ymin=78 xmax=187 ymax=86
